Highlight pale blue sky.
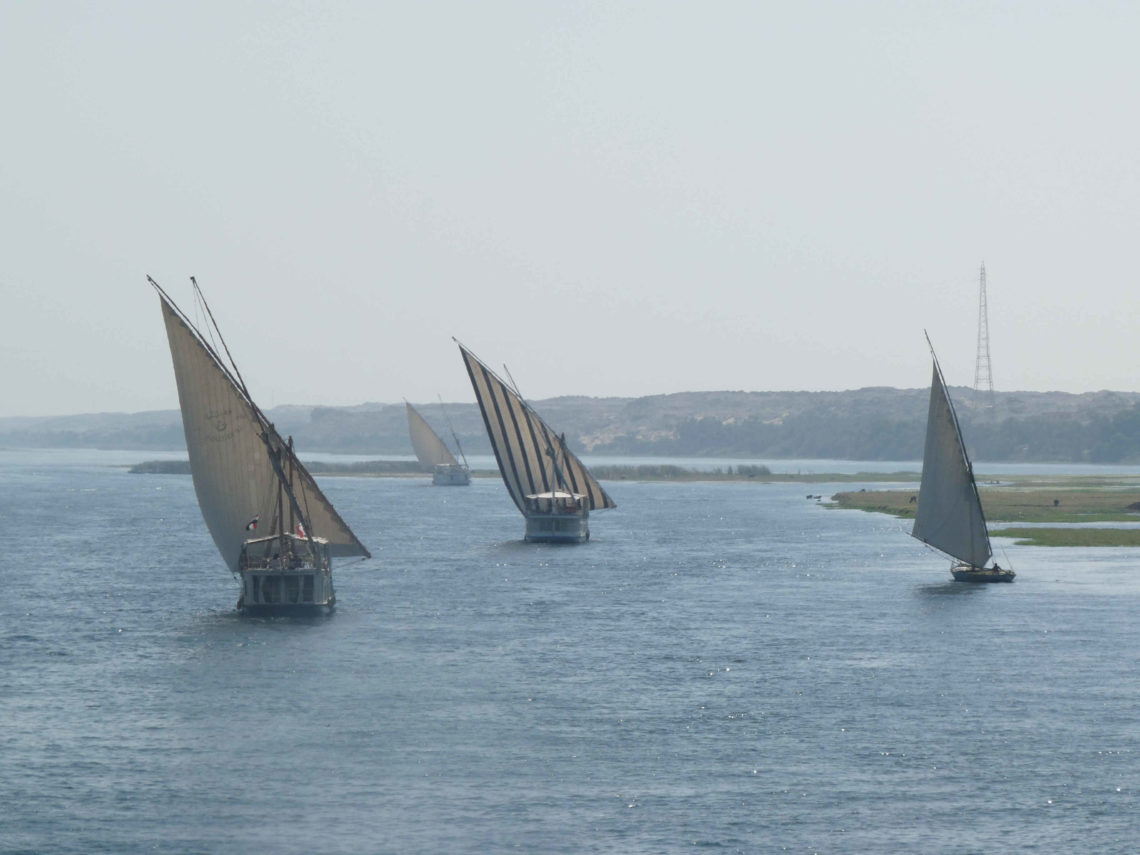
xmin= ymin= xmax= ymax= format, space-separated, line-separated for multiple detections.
xmin=2 ymin=1 xmax=1137 ymax=417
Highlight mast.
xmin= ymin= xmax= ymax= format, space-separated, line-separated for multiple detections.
xmin=287 ymin=436 xmax=296 ymax=538
xmin=190 ymin=275 xmax=252 ymax=401
xmin=438 ymin=395 xmax=469 ymax=468
xmin=261 ymin=431 xmax=317 ymax=555
xmin=546 ymin=433 xmax=572 ymax=495
xmin=504 ymin=363 xmax=571 ymax=494
xmin=276 ymin=449 xmax=284 ymax=539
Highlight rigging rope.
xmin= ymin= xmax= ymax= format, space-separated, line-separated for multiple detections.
xmin=191 ymin=285 xmax=222 ymax=362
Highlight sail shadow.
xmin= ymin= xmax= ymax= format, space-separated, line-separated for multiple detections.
xmin=490 ymin=539 xmax=554 ymax=552
xmin=238 ymin=610 xmax=335 ymax=625
xmin=192 ymin=605 xmax=335 ymax=628
xmin=913 ymin=580 xmax=985 ymax=596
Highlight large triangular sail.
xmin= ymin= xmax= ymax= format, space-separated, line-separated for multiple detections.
xmin=911 ymin=351 xmax=992 ymax=568
xmin=406 ymin=402 xmax=458 ymax=467
xmin=154 ymin=281 xmax=370 ymax=571
xmin=457 ymin=343 xmax=616 ymax=514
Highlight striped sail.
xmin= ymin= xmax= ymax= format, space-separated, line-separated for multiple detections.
xmin=158 ymin=289 xmax=370 ymax=571
xmin=458 ymin=343 xmax=616 ymax=514
xmin=911 ymin=358 xmax=991 ymax=567
xmin=406 ymin=402 xmax=458 ymax=467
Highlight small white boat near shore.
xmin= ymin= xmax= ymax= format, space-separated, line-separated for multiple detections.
xmin=406 ymin=400 xmax=470 ymax=486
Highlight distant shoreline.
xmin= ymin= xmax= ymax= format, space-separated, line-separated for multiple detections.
xmin=13 ymin=383 xmax=1140 ymax=463
xmin=125 ymin=459 xmax=1140 ymax=545
xmin=126 ymin=458 xmax=920 ymax=483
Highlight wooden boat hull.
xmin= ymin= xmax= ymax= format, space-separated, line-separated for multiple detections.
xmin=237 ymin=534 xmax=337 ymax=612
xmin=522 ymin=491 xmax=591 ymax=543
xmin=951 ymin=564 xmax=1015 ymax=583
xmin=524 ymin=512 xmax=590 ymax=543
xmin=238 ymin=567 xmax=336 ymax=612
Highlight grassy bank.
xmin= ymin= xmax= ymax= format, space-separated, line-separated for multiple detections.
xmin=992 ymin=527 xmax=1140 ymax=547
xmin=128 ymin=459 xmax=433 ymax=476
xmin=830 ymin=477 xmax=1140 ymax=547
xmin=830 ymin=486 xmax=1140 ymax=523
xmin=587 ymin=464 xmax=920 ymax=483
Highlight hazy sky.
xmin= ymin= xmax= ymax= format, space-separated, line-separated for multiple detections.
xmin=3 ymin=1 xmax=1138 ymax=418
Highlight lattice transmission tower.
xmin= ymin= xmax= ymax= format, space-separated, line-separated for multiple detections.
xmin=973 ymin=262 xmax=995 ymax=408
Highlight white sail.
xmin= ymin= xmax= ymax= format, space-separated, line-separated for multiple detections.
xmin=406 ymin=402 xmax=458 ymax=467
xmin=458 ymin=343 xmax=616 ymax=514
xmin=158 ymin=290 xmax=370 ymax=571
xmin=911 ymin=360 xmax=992 ymax=567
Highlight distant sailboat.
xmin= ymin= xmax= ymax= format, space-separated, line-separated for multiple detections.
xmin=406 ymin=400 xmax=470 ymax=485
xmin=457 ymin=342 xmax=615 ymax=542
xmin=912 ymin=335 xmax=1014 ymax=583
xmin=151 ymin=276 xmax=371 ymax=611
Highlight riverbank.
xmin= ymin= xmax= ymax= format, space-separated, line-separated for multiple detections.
xmin=127 ymin=458 xmax=433 ymax=476
xmin=127 ymin=459 xmax=924 ymax=483
xmin=830 ymin=475 xmax=1140 ymax=546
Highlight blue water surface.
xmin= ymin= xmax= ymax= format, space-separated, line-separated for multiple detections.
xmin=1 ymin=450 xmax=1137 ymax=853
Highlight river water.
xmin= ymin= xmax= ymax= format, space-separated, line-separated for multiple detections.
xmin=1 ymin=449 xmax=1138 ymax=853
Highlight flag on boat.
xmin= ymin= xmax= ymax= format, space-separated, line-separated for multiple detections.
xmin=245 ymin=514 xmax=259 ymax=531
xmin=296 ymin=522 xmax=306 ymax=537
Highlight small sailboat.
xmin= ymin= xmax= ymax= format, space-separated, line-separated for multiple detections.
xmin=151 ymin=277 xmax=371 ymax=611
xmin=456 ymin=341 xmax=615 ymax=542
xmin=912 ymin=334 xmax=1014 ymax=583
xmin=406 ymin=400 xmax=470 ymax=485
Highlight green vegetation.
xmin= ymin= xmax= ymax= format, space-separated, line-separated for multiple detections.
xmin=831 ymin=483 xmax=1140 ymax=523
xmin=596 ymin=396 xmax=1140 ymax=462
xmin=130 ymin=459 xmax=921 ymax=483
xmin=591 ymin=464 xmax=930 ymax=483
xmin=590 ymin=463 xmax=772 ymax=481
xmin=129 ymin=459 xmax=431 ymax=476
xmin=993 ymin=528 xmax=1140 ymax=548
xmin=18 ymin=387 xmax=1140 ymax=462
xmin=830 ymin=477 xmax=1140 ymax=547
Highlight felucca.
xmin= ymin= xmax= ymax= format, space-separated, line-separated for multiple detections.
xmin=456 ymin=341 xmax=615 ymax=542
xmin=912 ymin=334 xmax=1014 ymax=582
xmin=151 ymin=277 xmax=371 ymax=611
xmin=406 ymin=400 xmax=470 ymax=485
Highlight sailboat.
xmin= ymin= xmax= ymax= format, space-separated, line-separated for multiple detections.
xmin=151 ymin=277 xmax=371 ymax=611
xmin=406 ymin=400 xmax=470 ymax=485
xmin=456 ymin=341 xmax=615 ymax=542
xmin=912 ymin=334 xmax=1014 ymax=583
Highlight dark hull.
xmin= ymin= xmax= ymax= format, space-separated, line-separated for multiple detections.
xmin=951 ymin=564 xmax=1015 ymax=583
xmin=524 ymin=532 xmax=589 ymax=544
xmin=239 ymin=600 xmax=335 ymax=615
xmin=237 ymin=563 xmax=336 ymax=612
xmin=524 ymin=513 xmax=589 ymax=544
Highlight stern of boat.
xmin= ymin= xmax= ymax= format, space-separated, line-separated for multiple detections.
xmin=237 ymin=534 xmax=337 ymax=612
xmin=523 ymin=492 xmax=590 ymax=543
xmin=432 ymin=463 xmax=471 ymax=486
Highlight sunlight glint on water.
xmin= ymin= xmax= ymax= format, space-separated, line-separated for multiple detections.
xmin=0 ymin=450 xmax=1137 ymax=853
